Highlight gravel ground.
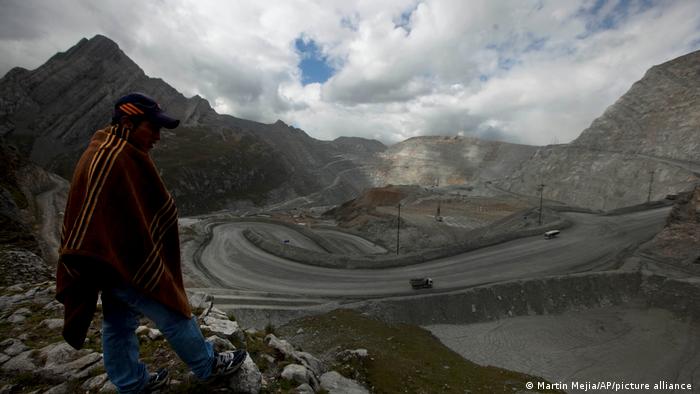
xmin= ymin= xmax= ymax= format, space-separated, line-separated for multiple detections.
xmin=426 ymin=305 xmax=700 ymax=393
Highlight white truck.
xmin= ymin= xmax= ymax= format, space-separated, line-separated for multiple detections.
xmin=544 ymin=230 xmax=560 ymax=239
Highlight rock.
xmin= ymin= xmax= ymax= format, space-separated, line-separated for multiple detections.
xmin=47 ymin=352 xmax=103 ymax=379
xmin=2 ymin=350 xmax=36 ymax=373
xmin=147 ymin=328 xmax=163 ymax=341
xmin=41 ymin=318 xmax=64 ymax=330
xmin=43 ymin=300 xmax=63 ymax=312
xmin=43 ymin=382 xmax=70 ymax=394
xmin=337 ymin=348 xmax=368 ymax=361
xmin=0 ymin=384 xmax=17 ymax=394
xmin=6 ymin=313 xmax=26 ymax=323
xmin=135 ymin=325 xmax=150 ymax=336
xmin=296 ymin=328 xmax=304 ymax=334
xmin=6 ymin=307 xmax=31 ymax=323
xmin=40 ymin=342 xmax=81 ymax=366
xmin=12 ymin=307 xmax=31 ymax=315
xmin=206 ymin=306 xmax=229 ymax=320
xmin=203 ymin=316 xmax=244 ymax=342
xmin=188 ymin=291 xmax=213 ymax=310
xmin=207 ymin=335 xmax=236 ymax=352
xmin=320 ymin=371 xmax=369 ymax=394
xmin=99 ymin=380 xmax=117 ymax=393
xmin=0 ymin=354 xmax=9 ymax=364
xmin=295 ymin=383 xmax=315 ymax=394
xmin=293 ymin=351 xmax=325 ymax=377
xmin=5 ymin=284 xmax=24 ymax=292
xmin=264 ymin=334 xmax=295 ymax=358
xmin=1 ymin=339 xmax=28 ymax=356
xmin=82 ymin=373 xmax=109 ymax=391
xmin=281 ymin=364 xmax=312 ymax=386
xmin=227 ymin=354 xmax=262 ymax=394
xmin=39 ymin=341 xmax=102 ymax=379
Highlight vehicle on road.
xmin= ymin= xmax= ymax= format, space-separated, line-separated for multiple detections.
xmin=410 ymin=278 xmax=433 ymax=289
xmin=544 ymin=230 xmax=560 ymax=239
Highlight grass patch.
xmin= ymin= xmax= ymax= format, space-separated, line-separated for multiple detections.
xmin=279 ymin=309 xmax=564 ymax=394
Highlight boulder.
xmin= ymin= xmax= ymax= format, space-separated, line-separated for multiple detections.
xmin=206 ymin=335 xmax=236 ymax=352
xmin=295 ymin=383 xmax=315 ymax=394
xmin=1 ymin=339 xmax=28 ymax=356
xmin=320 ymin=371 xmax=369 ymax=394
xmin=82 ymin=373 xmax=109 ymax=391
xmin=203 ymin=316 xmax=244 ymax=343
xmin=227 ymin=354 xmax=262 ymax=394
xmin=41 ymin=318 xmax=64 ymax=330
xmin=147 ymin=328 xmax=163 ymax=341
xmin=292 ymin=350 xmax=325 ymax=377
xmin=40 ymin=342 xmax=82 ymax=366
xmin=43 ymin=382 xmax=70 ymax=394
xmin=264 ymin=334 xmax=295 ymax=358
xmin=99 ymin=380 xmax=117 ymax=393
xmin=205 ymin=306 xmax=229 ymax=320
xmin=1 ymin=350 xmax=36 ymax=373
xmin=281 ymin=364 xmax=312 ymax=386
xmin=188 ymin=291 xmax=213 ymax=311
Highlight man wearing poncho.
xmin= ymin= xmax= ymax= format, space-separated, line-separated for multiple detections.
xmin=56 ymin=93 xmax=246 ymax=393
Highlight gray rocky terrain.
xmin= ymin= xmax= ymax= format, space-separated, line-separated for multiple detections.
xmin=0 ymin=283 xmax=370 ymax=393
xmin=500 ymin=50 xmax=700 ymax=210
xmin=371 ymin=135 xmax=538 ymax=187
xmin=0 ymin=35 xmax=384 ymax=216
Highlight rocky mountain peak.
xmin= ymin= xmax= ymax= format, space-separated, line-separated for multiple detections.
xmin=572 ymin=49 xmax=700 ymax=162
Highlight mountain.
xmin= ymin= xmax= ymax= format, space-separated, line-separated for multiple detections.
xmin=371 ymin=135 xmax=538 ymax=187
xmin=499 ymin=50 xmax=700 ymax=210
xmin=0 ymin=35 xmax=385 ymax=215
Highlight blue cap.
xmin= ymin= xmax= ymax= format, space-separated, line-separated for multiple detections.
xmin=113 ymin=93 xmax=180 ymax=129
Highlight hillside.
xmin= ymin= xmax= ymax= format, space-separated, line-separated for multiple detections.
xmin=372 ymin=135 xmax=537 ymax=187
xmin=0 ymin=35 xmax=384 ymax=215
xmin=500 ymin=50 xmax=700 ymax=210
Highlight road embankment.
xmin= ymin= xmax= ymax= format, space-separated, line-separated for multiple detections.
xmin=355 ymin=270 xmax=700 ymax=325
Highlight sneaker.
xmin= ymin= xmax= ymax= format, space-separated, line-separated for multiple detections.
xmin=211 ymin=349 xmax=247 ymax=378
xmin=139 ymin=368 xmax=170 ymax=393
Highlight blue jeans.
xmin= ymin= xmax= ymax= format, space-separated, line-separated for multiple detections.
xmin=101 ymin=284 xmax=214 ymax=394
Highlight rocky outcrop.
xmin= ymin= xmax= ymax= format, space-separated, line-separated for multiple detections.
xmin=372 ymin=136 xmax=537 ymax=187
xmin=0 ymin=283 xmax=368 ymax=393
xmin=501 ymin=50 xmax=700 ymax=210
xmin=0 ymin=136 xmax=67 ymax=269
xmin=636 ymin=185 xmax=700 ymax=274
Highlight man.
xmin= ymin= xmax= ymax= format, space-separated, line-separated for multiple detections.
xmin=56 ymin=93 xmax=246 ymax=393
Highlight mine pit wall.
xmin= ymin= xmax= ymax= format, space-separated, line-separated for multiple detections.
xmin=355 ymin=271 xmax=700 ymax=326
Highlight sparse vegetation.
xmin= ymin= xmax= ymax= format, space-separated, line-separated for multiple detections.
xmin=279 ymin=309 xmax=564 ymax=394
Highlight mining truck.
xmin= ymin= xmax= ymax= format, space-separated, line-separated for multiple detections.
xmin=409 ymin=278 xmax=433 ymax=289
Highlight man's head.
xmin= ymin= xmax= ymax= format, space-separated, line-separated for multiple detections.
xmin=112 ymin=93 xmax=180 ymax=151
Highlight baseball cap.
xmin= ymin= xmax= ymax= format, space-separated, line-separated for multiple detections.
xmin=113 ymin=93 xmax=180 ymax=129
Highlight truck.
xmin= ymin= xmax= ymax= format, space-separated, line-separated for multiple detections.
xmin=409 ymin=278 xmax=433 ymax=289
xmin=544 ymin=230 xmax=560 ymax=239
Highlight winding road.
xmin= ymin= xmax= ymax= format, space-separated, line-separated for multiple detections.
xmin=185 ymin=206 xmax=670 ymax=305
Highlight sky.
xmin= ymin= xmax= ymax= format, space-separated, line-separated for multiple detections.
xmin=1 ymin=0 xmax=699 ymax=146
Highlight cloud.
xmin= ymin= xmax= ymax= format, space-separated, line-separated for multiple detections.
xmin=1 ymin=0 xmax=699 ymax=146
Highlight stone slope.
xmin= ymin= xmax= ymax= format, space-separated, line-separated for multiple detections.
xmin=372 ymin=136 xmax=538 ymax=187
xmin=501 ymin=50 xmax=700 ymax=210
xmin=0 ymin=35 xmax=384 ymax=215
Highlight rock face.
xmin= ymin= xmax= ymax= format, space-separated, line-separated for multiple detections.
xmin=372 ymin=136 xmax=537 ymax=187
xmin=0 ymin=35 xmax=385 ymax=215
xmin=0 ymin=136 xmax=64 ymax=276
xmin=637 ymin=185 xmax=700 ymax=273
xmin=501 ymin=50 xmax=700 ymax=210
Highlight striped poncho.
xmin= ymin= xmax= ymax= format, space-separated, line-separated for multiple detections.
xmin=56 ymin=124 xmax=191 ymax=349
